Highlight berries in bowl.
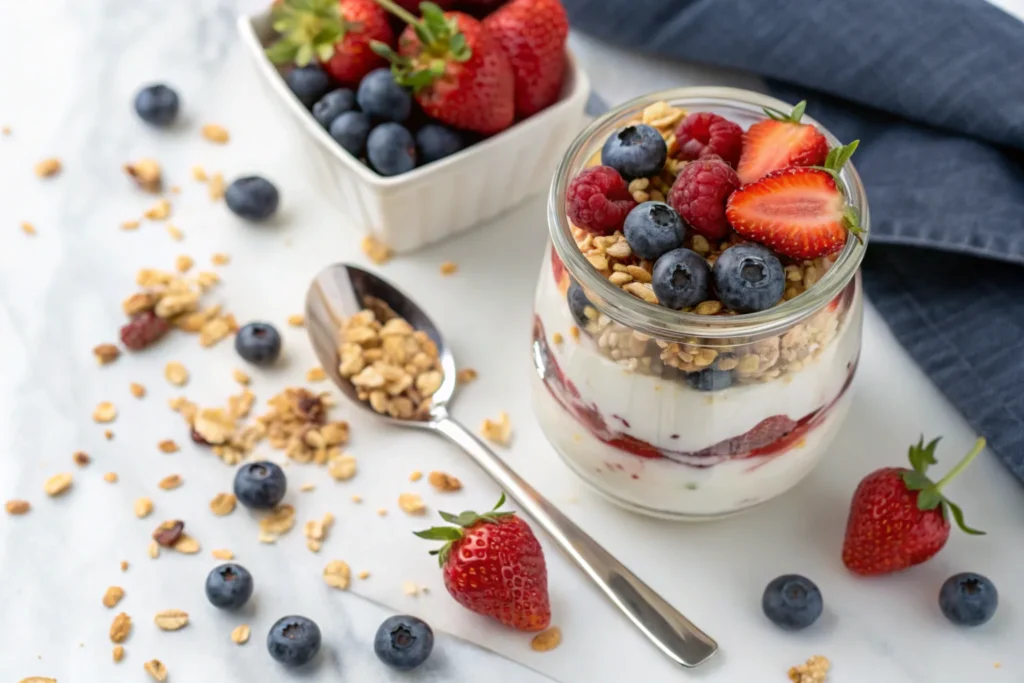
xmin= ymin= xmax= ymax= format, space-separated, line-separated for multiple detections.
xmin=238 ymin=0 xmax=589 ymax=252
xmin=532 ymin=89 xmax=869 ymax=519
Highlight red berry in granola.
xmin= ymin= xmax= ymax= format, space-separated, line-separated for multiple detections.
xmin=666 ymin=156 xmax=739 ymax=240
xmin=565 ymin=165 xmax=636 ymax=235
xmin=674 ymin=112 xmax=743 ymax=167
xmin=120 ymin=311 xmax=170 ymax=351
xmin=736 ymin=101 xmax=829 ymax=185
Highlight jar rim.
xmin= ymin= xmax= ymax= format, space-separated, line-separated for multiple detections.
xmin=547 ymin=86 xmax=869 ymax=341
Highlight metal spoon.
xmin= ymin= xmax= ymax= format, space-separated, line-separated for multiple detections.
xmin=305 ymin=263 xmax=719 ymax=669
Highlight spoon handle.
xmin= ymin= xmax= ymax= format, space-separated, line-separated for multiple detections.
xmin=434 ymin=417 xmax=718 ymax=668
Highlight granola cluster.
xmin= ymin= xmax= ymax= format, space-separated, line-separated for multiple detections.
xmin=338 ymin=302 xmax=444 ymax=420
xmin=123 ymin=267 xmax=237 ymax=348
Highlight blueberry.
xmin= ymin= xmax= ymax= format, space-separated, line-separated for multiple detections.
xmin=234 ymin=461 xmax=287 ymax=510
xmin=312 ymin=88 xmax=356 ymax=128
xmin=205 ymin=563 xmax=254 ymax=610
xmin=374 ymin=615 xmax=434 ymax=670
xmin=235 ymin=322 xmax=282 ymax=366
xmin=567 ymin=281 xmax=593 ymax=327
xmin=225 ymin=176 xmax=280 ymax=222
xmin=329 ymin=111 xmax=373 ymax=157
xmin=267 ymin=615 xmax=321 ymax=667
xmin=285 ymin=64 xmax=333 ymax=108
xmin=762 ymin=574 xmax=823 ymax=631
xmin=600 ymin=124 xmax=667 ymax=180
xmin=134 ymin=84 xmax=179 ymax=126
xmin=357 ymin=68 xmax=412 ymax=122
xmin=712 ymin=244 xmax=785 ymax=313
xmin=416 ymin=124 xmax=465 ymax=164
xmin=939 ymin=573 xmax=998 ymax=626
xmin=651 ymin=248 xmax=711 ymax=310
xmin=685 ymin=367 xmax=733 ymax=392
xmin=624 ymin=202 xmax=685 ymax=261
xmin=367 ymin=123 xmax=416 ymax=176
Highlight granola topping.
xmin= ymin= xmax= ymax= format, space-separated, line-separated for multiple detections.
xmin=44 ymin=473 xmax=73 ymax=497
xmin=144 ymin=659 xmax=168 ymax=681
xmin=209 ymin=492 xmax=237 ymax=516
xmin=480 ymin=412 xmax=512 ymax=446
xmin=788 ymin=655 xmax=830 ymax=683
xmin=530 ymin=626 xmax=562 ymax=652
xmin=109 ymin=612 xmax=132 ymax=643
xmin=152 ymin=520 xmax=184 ymax=547
xmin=6 ymin=500 xmax=30 ymax=515
xmin=102 ymin=586 xmax=125 ymax=608
xmin=153 ymin=609 xmax=189 ymax=631
xmin=428 ymin=471 xmax=462 ymax=492
xmin=124 ymin=158 xmax=162 ymax=192
xmin=323 ymin=560 xmax=351 ymax=589
xmin=93 ymin=344 xmax=121 ymax=365
xmin=231 ymin=624 xmax=251 ymax=644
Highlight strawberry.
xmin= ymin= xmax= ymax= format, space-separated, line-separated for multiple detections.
xmin=483 ymin=0 xmax=568 ymax=118
xmin=266 ymin=0 xmax=395 ymax=87
xmin=843 ymin=437 xmax=986 ymax=577
xmin=371 ymin=1 xmax=515 ymax=134
xmin=415 ymin=494 xmax=551 ymax=631
xmin=736 ymin=101 xmax=829 ymax=185
xmin=725 ymin=141 xmax=863 ymax=259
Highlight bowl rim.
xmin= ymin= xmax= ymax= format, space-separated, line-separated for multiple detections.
xmin=237 ymin=11 xmax=591 ymax=191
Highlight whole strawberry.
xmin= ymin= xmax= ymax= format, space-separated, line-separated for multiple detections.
xmin=415 ymin=494 xmax=551 ymax=631
xmin=842 ymin=436 xmax=986 ymax=577
xmin=372 ymin=1 xmax=514 ymax=134
xmin=484 ymin=0 xmax=568 ymax=118
xmin=266 ymin=0 xmax=394 ymax=87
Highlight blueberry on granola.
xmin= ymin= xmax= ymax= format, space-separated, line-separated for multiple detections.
xmin=267 ymin=615 xmax=321 ymax=666
xmin=601 ymin=124 xmax=667 ymax=180
xmin=235 ymin=322 xmax=282 ymax=366
xmin=939 ymin=572 xmax=998 ymax=626
xmin=762 ymin=574 xmax=823 ymax=631
xmin=712 ymin=244 xmax=785 ymax=313
xmin=205 ymin=563 xmax=254 ymax=610
xmin=234 ymin=461 xmax=287 ymax=510
xmin=133 ymin=83 xmax=180 ymax=126
xmin=285 ymin=64 xmax=333 ymax=108
xmin=623 ymin=201 xmax=685 ymax=261
xmin=313 ymin=88 xmax=356 ymax=128
xmin=330 ymin=111 xmax=373 ymax=157
xmin=225 ymin=176 xmax=280 ymax=222
xmin=651 ymin=248 xmax=710 ymax=310
xmin=374 ymin=615 xmax=434 ymax=670
xmin=567 ymin=281 xmax=593 ymax=328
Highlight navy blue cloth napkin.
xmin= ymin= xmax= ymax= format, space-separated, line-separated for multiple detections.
xmin=564 ymin=0 xmax=1024 ymax=480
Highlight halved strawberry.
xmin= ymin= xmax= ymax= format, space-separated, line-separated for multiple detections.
xmin=737 ymin=101 xmax=828 ymax=185
xmin=726 ymin=142 xmax=862 ymax=259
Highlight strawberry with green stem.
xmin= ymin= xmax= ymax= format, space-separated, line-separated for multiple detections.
xmin=736 ymin=100 xmax=830 ymax=184
xmin=415 ymin=493 xmax=551 ymax=631
xmin=370 ymin=0 xmax=514 ymax=134
xmin=266 ymin=0 xmax=395 ymax=87
xmin=842 ymin=436 xmax=986 ymax=577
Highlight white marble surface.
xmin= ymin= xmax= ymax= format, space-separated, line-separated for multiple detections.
xmin=2 ymin=1 xmax=1024 ymax=682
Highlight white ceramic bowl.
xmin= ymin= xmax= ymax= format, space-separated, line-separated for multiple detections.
xmin=238 ymin=11 xmax=590 ymax=253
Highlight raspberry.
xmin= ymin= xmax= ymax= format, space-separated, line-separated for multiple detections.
xmin=667 ymin=156 xmax=740 ymax=240
xmin=674 ymin=112 xmax=743 ymax=168
xmin=120 ymin=310 xmax=170 ymax=350
xmin=565 ymin=166 xmax=636 ymax=235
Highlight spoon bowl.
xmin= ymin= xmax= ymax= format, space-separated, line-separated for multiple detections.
xmin=305 ymin=263 xmax=457 ymax=426
xmin=305 ymin=262 xmax=718 ymax=669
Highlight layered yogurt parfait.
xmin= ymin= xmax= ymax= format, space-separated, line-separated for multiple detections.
xmin=531 ymin=88 xmax=868 ymax=519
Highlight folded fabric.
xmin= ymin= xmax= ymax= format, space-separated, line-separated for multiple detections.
xmin=564 ymin=0 xmax=1024 ymax=481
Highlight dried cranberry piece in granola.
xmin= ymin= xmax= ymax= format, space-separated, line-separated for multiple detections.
xmin=121 ymin=310 xmax=170 ymax=350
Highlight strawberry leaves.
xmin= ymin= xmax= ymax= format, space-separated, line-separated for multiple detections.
xmin=370 ymin=0 xmax=471 ymax=90
xmin=266 ymin=0 xmax=359 ymax=66
xmin=414 ymin=493 xmax=515 ymax=566
xmin=763 ymin=100 xmax=807 ymax=124
xmin=900 ymin=436 xmax=986 ymax=535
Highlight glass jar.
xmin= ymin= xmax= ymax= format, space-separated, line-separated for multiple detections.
xmin=531 ymin=87 xmax=868 ymax=520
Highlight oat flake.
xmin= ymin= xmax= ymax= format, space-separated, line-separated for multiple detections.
xmin=134 ymin=497 xmax=153 ymax=518
xmin=102 ymin=586 xmax=125 ymax=608
xmin=154 ymin=609 xmax=189 ymax=631
xmin=398 ymin=492 xmax=426 ymax=516
xmin=109 ymin=612 xmax=132 ymax=643
xmin=328 ymin=454 xmax=357 ymax=481
xmin=112 ymin=645 xmax=125 ymax=662
xmin=172 ymin=534 xmax=200 ymax=554
xmin=34 ymin=157 xmax=61 ymax=177
xmin=158 ymin=474 xmax=182 ymax=490
xmin=480 ymin=412 xmax=512 ymax=446
xmin=103 ymin=472 xmax=119 ymax=484
xmin=287 ymin=314 xmax=305 ymax=327
xmin=209 ymin=492 xmax=236 ymax=516
xmin=144 ymin=659 xmax=168 ymax=681
xmin=6 ymin=500 xmax=30 ymax=515
xmin=164 ymin=361 xmax=189 ymax=386
xmin=20 ymin=221 xmax=36 ymax=235
xmin=212 ymin=548 xmax=234 ymax=560
xmin=323 ymin=560 xmax=351 ymax=589
xmin=202 ymin=124 xmax=229 ymax=144
xmin=92 ymin=402 xmax=117 ymax=423
xmin=44 ymin=473 xmax=72 ymax=497
xmin=208 ymin=172 xmax=225 ymax=200
xmin=232 ymin=368 xmax=250 ymax=385
xmin=531 ymin=626 xmax=562 ymax=652
xmin=158 ymin=439 xmax=179 ymax=454
xmin=428 ymin=471 xmax=462 ymax=492
xmin=231 ymin=624 xmax=251 ymax=645
xmin=73 ymin=451 xmax=91 ymax=466
xmin=456 ymin=368 xmax=478 ymax=385
xmin=93 ymin=343 xmax=121 ymax=365
xmin=148 ymin=541 xmax=160 ymax=559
